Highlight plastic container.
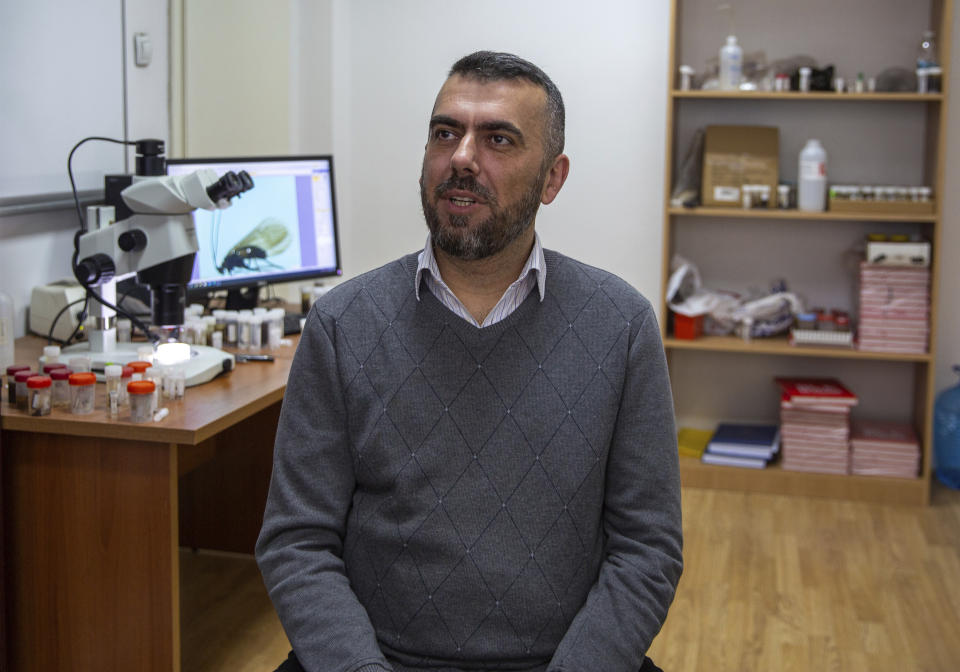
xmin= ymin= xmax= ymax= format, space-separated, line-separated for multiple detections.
xmin=934 ymin=365 xmax=960 ymax=489
xmin=50 ymin=367 xmax=74 ymax=409
xmin=105 ymin=364 xmax=123 ymax=416
xmin=38 ymin=345 xmax=61 ymax=377
xmin=68 ymin=356 xmax=91 ymax=373
xmin=719 ymin=35 xmax=742 ymax=90
xmin=14 ymin=369 xmax=35 ymax=411
xmin=145 ymin=367 xmax=164 ymax=414
xmin=69 ymin=372 xmax=97 ymax=415
xmin=128 ymin=380 xmax=156 ymax=423
xmin=128 ymin=360 xmax=153 ymax=375
xmin=120 ymin=366 xmax=134 ymax=406
xmin=798 ymin=139 xmax=828 ymax=211
xmin=798 ymin=67 xmax=812 ymax=93
xmin=0 ymin=290 xmax=14 ymax=371
xmin=7 ymin=364 xmax=30 ymax=404
xmin=27 ymin=375 xmax=52 ymax=416
xmin=117 ymin=318 xmax=132 ymax=343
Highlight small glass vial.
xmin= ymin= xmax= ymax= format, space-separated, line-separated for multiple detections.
xmin=238 ymin=315 xmax=252 ymax=350
xmin=799 ymin=67 xmax=812 ymax=92
xmin=250 ymin=316 xmax=263 ymax=350
xmin=163 ymin=366 xmax=186 ymax=400
xmin=104 ymin=364 xmax=123 ymax=417
xmin=27 ymin=375 xmax=52 ymax=416
xmin=14 ymin=370 xmax=36 ymax=411
xmin=50 ymin=367 xmax=74 ymax=409
xmin=145 ymin=367 xmax=164 ymax=413
xmin=38 ymin=345 xmax=61 ymax=376
xmin=68 ymin=372 xmax=97 ymax=415
xmin=68 ymin=356 xmax=92 ymax=373
xmin=120 ymin=366 xmax=134 ymax=406
xmin=128 ymin=380 xmax=156 ymax=423
xmin=7 ymin=365 xmax=31 ymax=404
xmin=224 ymin=311 xmax=239 ymax=346
xmin=117 ymin=318 xmax=132 ymax=343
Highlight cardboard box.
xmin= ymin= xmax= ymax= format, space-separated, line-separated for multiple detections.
xmin=702 ymin=125 xmax=779 ymax=208
xmin=865 ymin=241 xmax=931 ymax=267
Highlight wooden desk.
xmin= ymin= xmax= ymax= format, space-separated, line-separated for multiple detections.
xmin=1 ymin=336 xmax=297 ymax=672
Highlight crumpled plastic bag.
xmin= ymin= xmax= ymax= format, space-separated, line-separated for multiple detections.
xmin=667 ymin=255 xmax=804 ymax=340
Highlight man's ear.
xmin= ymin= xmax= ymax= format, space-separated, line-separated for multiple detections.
xmin=541 ymin=154 xmax=570 ymax=205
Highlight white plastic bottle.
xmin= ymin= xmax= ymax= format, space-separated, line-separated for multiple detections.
xmin=719 ymin=35 xmax=743 ymax=90
xmin=798 ymin=139 xmax=828 ymax=211
xmin=0 ymin=290 xmax=14 ymax=370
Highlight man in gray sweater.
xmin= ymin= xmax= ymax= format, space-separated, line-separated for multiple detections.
xmin=256 ymin=51 xmax=682 ymax=672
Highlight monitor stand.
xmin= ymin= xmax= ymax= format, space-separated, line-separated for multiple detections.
xmin=224 ymin=286 xmax=259 ymax=311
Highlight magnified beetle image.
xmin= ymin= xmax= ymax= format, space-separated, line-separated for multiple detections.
xmin=215 ymin=217 xmax=291 ymax=274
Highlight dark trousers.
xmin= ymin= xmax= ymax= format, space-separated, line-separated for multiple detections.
xmin=274 ymin=650 xmax=664 ymax=672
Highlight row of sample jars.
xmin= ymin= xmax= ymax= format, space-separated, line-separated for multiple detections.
xmin=829 ymin=185 xmax=934 ymax=202
xmin=5 ymin=357 xmax=184 ymax=423
xmin=180 ymin=308 xmax=287 ymax=350
xmin=794 ymin=308 xmax=851 ymax=332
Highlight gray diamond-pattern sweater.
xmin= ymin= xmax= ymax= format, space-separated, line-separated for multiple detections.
xmin=256 ymin=249 xmax=682 ymax=672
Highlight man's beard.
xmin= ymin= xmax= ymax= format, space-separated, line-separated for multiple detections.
xmin=421 ymin=168 xmax=545 ymax=261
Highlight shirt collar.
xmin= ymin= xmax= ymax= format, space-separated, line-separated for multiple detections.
xmin=415 ymin=232 xmax=546 ymax=301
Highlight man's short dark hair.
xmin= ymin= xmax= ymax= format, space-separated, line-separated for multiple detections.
xmin=449 ymin=51 xmax=565 ymax=161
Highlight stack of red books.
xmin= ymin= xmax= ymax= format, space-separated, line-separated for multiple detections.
xmin=850 ymin=419 xmax=920 ymax=478
xmin=776 ymin=377 xmax=858 ymax=474
xmin=857 ymin=262 xmax=930 ymax=354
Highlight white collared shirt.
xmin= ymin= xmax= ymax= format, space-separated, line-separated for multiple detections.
xmin=415 ymin=232 xmax=546 ymax=328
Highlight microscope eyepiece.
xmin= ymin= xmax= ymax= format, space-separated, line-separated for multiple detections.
xmin=206 ymin=170 xmax=254 ymax=203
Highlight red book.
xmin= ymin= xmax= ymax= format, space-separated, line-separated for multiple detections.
xmin=775 ymin=377 xmax=858 ymax=406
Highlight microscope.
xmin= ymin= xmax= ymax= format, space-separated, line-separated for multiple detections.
xmin=64 ymin=139 xmax=253 ymax=385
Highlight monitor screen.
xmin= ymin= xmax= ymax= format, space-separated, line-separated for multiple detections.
xmin=165 ymin=155 xmax=342 ymax=297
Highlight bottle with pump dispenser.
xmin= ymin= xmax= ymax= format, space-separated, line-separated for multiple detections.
xmin=797 ymin=139 xmax=828 ymax=211
xmin=719 ymin=35 xmax=743 ymax=90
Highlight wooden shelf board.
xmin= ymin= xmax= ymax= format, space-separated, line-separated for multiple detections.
xmin=667 ymin=206 xmax=937 ymax=223
xmin=679 ymin=457 xmax=928 ymax=505
xmin=672 ymin=90 xmax=944 ymax=102
xmin=664 ymin=334 xmax=932 ymax=362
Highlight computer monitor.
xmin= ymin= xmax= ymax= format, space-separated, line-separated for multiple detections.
xmin=165 ymin=155 xmax=342 ymax=310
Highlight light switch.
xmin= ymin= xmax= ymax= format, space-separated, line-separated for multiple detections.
xmin=133 ymin=32 xmax=152 ymax=67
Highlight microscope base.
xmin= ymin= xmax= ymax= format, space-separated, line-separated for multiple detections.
xmin=62 ymin=342 xmax=235 ymax=387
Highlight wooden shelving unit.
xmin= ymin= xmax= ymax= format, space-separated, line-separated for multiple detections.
xmin=661 ymin=0 xmax=952 ymax=505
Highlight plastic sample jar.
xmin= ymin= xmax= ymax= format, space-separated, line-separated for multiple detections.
xmin=27 ymin=375 xmax=52 ymax=416
xmin=50 ymin=367 xmax=74 ymax=409
xmin=117 ymin=318 xmax=132 ymax=342
xmin=7 ymin=365 xmax=31 ymax=404
xmin=43 ymin=363 xmax=67 ymax=375
xmin=795 ymin=312 xmax=817 ymax=330
xmin=14 ymin=370 xmax=36 ymax=411
xmin=128 ymin=380 xmax=156 ymax=423
xmin=120 ymin=366 xmax=134 ymax=405
xmin=69 ymin=372 xmax=97 ymax=415
xmin=68 ymin=356 xmax=92 ymax=373
xmin=38 ymin=345 xmax=61 ymax=376
xmin=128 ymin=360 xmax=153 ymax=375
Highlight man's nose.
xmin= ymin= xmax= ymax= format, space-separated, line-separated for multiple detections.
xmin=450 ymin=134 xmax=479 ymax=176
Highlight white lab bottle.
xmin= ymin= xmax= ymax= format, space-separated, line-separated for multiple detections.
xmin=0 ymin=290 xmax=13 ymax=370
xmin=798 ymin=139 xmax=828 ymax=211
xmin=719 ymin=35 xmax=742 ymax=90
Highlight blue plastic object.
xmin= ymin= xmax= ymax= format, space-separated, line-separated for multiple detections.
xmin=934 ymin=365 xmax=960 ymax=489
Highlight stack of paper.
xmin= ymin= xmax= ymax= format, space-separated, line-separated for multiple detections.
xmin=701 ymin=423 xmax=780 ymax=469
xmin=776 ymin=377 xmax=858 ymax=474
xmin=857 ymin=262 xmax=930 ymax=354
xmin=850 ymin=419 xmax=920 ymax=478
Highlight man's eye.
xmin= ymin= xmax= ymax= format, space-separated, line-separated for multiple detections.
xmin=435 ymin=129 xmax=456 ymax=141
xmin=490 ymin=135 xmax=512 ymax=146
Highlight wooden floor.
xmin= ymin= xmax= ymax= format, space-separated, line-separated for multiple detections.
xmin=181 ymin=482 xmax=960 ymax=672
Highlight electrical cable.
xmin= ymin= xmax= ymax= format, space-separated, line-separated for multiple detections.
xmin=67 ymin=136 xmax=159 ymax=344
xmin=46 ymin=296 xmax=89 ymax=346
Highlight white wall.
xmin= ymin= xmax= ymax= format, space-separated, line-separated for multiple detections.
xmin=0 ymin=0 xmax=168 ymax=339
xmin=329 ymin=0 xmax=670 ymax=302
